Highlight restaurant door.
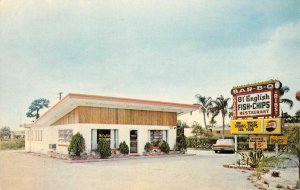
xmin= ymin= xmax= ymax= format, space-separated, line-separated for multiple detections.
xmin=130 ymin=130 xmax=138 ymax=153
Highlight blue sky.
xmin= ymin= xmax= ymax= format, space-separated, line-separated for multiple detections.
xmin=0 ymin=0 xmax=300 ymax=130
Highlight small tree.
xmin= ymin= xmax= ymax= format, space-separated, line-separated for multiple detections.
xmin=191 ymin=122 xmax=212 ymax=138
xmin=160 ymin=141 xmax=170 ymax=154
xmin=119 ymin=141 xmax=129 ymax=154
xmin=285 ymin=124 xmax=300 ymax=188
xmin=175 ymin=121 xmax=187 ymax=152
xmin=97 ymin=138 xmax=111 ymax=158
xmin=0 ymin=126 xmax=11 ymax=140
xmin=144 ymin=142 xmax=153 ymax=152
xmin=26 ymin=98 xmax=50 ymax=120
xmin=68 ymin=133 xmax=86 ymax=156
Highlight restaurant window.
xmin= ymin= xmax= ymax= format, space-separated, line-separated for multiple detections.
xmin=113 ymin=129 xmax=119 ymax=148
xmin=58 ymin=130 xmax=73 ymax=145
xmin=149 ymin=130 xmax=168 ymax=147
xmin=96 ymin=129 xmax=119 ymax=148
xmin=97 ymin=130 xmax=111 ymax=144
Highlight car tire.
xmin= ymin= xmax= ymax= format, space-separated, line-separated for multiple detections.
xmin=214 ymin=150 xmax=218 ymax=153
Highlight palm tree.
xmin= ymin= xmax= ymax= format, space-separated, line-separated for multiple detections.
xmin=195 ymin=95 xmax=212 ymax=129
xmin=210 ymin=95 xmax=231 ymax=139
xmin=177 ymin=120 xmax=189 ymax=128
xmin=280 ymin=86 xmax=293 ymax=109
xmin=228 ymin=104 xmax=234 ymax=119
xmin=296 ymin=110 xmax=300 ymax=118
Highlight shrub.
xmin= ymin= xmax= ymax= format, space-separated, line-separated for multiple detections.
xmin=276 ymin=184 xmax=283 ymax=188
xmin=175 ymin=125 xmax=187 ymax=152
xmin=248 ymin=149 xmax=264 ymax=168
xmin=271 ymin=171 xmax=280 ymax=177
xmin=238 ymin=142 xmax=249 ymax=150
xmin=144 ymin=142 xmax=153 ymax=152
xmin=159 ymin=141 xmax=170 ymax=154
xmin=267 ymin=144 xmax=275 ymax=151
xmin=263 ymin=181 xmax=269 ymax=185
xmin=186 ymin=137 xmax=218 ymax=149
xmin=68 ymin=133 xmax=86 ymax=156
xmin=0 ymin=139 xmax=25 ymax=150
xmin=97 ymin=138 xmax=111 ymax=158
xmin=119 ymin=141 xmax=129 ymax=155
xmin=237 ymin=135 xmax=249 ymax=142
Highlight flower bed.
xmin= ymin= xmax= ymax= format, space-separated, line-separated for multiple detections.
xmin=46 ymin=150 xmax=185 ymax=161
xmin=143 ymin=150 xmax=184 ymax=156
xmin=223 ymin=164 xmax=255 ymax=171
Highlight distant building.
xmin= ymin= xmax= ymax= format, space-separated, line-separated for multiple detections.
xmin=211 ymin=126 xmax=232 ymax=138
xmin=184 ymin=128 xmax=194 ymax=137
xmin=184 ymin=125 xmax=232 ymax=138
xmin=11 ymin=130 xmax=25 ymax=139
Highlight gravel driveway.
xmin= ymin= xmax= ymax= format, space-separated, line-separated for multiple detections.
xmin=0 ymin=150 xmax=255 ymax=190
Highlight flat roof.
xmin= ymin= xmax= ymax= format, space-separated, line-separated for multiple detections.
xmin=34 ymin=93 xmax=199 ymax=127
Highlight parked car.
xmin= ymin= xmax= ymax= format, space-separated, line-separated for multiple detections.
xmin=212 ymin=139 xmax=235 ymax=153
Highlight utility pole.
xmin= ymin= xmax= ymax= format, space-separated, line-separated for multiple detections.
xmin=58 ymin=92 xmax=63 ymax=100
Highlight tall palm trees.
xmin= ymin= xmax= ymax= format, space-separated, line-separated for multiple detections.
xmin=280 ymin=86 xmax=294 ymax=109
xmin=210 ymin=95 xmax=231 ymax=139
xmin=195 ymin=95 xmax=212 ymax=129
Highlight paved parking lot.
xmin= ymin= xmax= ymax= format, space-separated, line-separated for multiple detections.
xmin=0 ymin=150 xmax=255 ymax=190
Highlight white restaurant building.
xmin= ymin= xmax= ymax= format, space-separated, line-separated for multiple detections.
xmin=25 ymin=93 xmax=198 ymax=155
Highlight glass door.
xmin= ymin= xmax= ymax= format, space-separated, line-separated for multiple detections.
xmin=130 ymin=130 xmax=138 ymax=153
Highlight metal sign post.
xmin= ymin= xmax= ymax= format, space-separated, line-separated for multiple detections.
xmin=235 ymin=135 xmax=238 ymax=166
xmin=275 ymin=142 xmax=278 ymax=170
xmin=275 ymin=142 xmax=278 ymax=157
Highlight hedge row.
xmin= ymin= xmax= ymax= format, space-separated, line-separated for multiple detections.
xmin=186 ymin=137 xmax=218 ymax=150
xmin=0 ymin=139 xmax=25 ymax=150
xmin=186 ymin=137 xmax=287 ymax=151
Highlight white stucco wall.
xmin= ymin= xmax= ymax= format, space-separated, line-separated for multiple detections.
xmin=25 ymin=124 xmax=177 ymax=155
xmin=184 ymin=128 xmax=194 ymax=137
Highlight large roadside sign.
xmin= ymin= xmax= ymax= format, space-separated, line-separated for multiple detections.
xmin=231 ymin=118 xmax=281 ymax=135
xmin=231 ymin=80 xmax=281 ymax=119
